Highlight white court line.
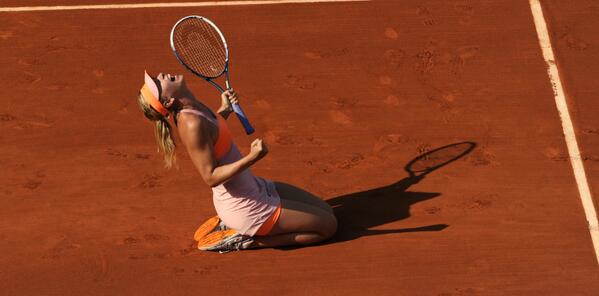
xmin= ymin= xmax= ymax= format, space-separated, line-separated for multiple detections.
xmin=0 ymin=0 xmax=367 ymax=12
xmin=529 ymin=0 xmax=599 ymax=265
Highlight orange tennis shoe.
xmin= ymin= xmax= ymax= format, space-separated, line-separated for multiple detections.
xmin=193 ymin=216 xmax=227 ymax=241
xmin=197 ymin=229 xmax=253 ymax=253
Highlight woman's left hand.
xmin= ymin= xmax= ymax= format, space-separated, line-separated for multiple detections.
xmin=217 ymin=89 xmax=239 ymax=114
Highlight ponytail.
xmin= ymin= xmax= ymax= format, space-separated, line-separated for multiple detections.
xmin=137 ymin=93 xmax=177 ymax=169
xmin=154 ymin=117 xmax=177 ymax=169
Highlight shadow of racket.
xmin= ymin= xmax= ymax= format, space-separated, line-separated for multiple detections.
xmin=404 ymin=141 xmax=477 ymax=182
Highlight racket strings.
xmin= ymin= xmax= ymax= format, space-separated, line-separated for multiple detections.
xmin=172 ymin=18 xmax=227 ymax=78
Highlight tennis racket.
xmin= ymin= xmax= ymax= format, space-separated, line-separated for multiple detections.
xmin=404 ymin=142 xmax=476 ymax=178
xmin=170 ymin=15 xmax=255 ymax=135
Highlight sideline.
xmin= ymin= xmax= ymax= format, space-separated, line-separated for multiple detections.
xmin=0 ymin=0 xmax=368 ymax=12
xmin=529 ymin=0 xmax=599 ymax=265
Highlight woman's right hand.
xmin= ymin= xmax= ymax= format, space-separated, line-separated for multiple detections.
xmin=250 ymin=139 xmax=269 ymax=161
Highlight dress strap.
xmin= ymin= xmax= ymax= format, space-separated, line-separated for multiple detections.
xmin=179 ymin=108 xmax=217 ymax=125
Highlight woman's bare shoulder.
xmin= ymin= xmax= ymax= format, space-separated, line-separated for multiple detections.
xmin=176 ymin=112 xmax=216 ymax=145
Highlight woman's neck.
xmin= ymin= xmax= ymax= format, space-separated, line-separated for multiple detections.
xmin=174 ymin=95 xmax=215 ymax=119
xmin=175 ymin=92 xmax=203 ymax=110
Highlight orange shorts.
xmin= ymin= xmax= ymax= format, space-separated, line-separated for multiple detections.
xmin=254 ymin=203 xmax=282 ymax=236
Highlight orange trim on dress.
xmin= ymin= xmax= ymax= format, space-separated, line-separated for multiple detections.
xmin=214 ymin=116 xmax=233 ymax=160
xmin=140 ymin=84 xmax=169 ymax=116
xmin=254 ymin=204 xmax=282 ymax=236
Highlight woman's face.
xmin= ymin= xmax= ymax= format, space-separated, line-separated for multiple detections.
xmin=154 ymin=73 xmax=187 ymax=101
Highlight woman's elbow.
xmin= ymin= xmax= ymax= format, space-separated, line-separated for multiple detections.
xmin=204 ymin=178 xmax=218 ymax=188
xmin=199 ymin=165 xmax=222 ymax=187
xmin=201 ymin=173 xmax=217 ymax=188
xmin=203 ymin=175 xmax=223 ymax=188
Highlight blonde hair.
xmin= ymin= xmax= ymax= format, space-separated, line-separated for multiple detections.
xmin=137 ymin=93 xmax=177 ymax=169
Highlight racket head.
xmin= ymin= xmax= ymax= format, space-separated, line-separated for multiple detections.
xmin=170 ymin=15 xmax=229 ymax=79
xmin=404 ymin=142 xmax=476 ymax=177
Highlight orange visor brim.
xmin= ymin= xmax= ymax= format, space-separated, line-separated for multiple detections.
xmin=140 ymin=83 xmax=169 ymax=117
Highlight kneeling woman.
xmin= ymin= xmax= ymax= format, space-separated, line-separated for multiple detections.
xmin=137 ymin=72 xmax=337 ymax=252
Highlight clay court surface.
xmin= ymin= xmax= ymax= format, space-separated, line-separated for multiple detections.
xmin=2 ymin=0 xmax=599 ymax=294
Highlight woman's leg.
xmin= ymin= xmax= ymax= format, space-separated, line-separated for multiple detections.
xmin=274 ymin=182 xmax=334 ymax=214
xmin=248 ymin=198 xmax=337 ymax=248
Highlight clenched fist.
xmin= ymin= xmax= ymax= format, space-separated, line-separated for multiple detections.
xmin=249 ymin=138 xmax=268 ymax=161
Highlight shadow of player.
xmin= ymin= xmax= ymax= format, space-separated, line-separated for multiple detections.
xmin=324 ymin=141 xmax=477 ymax=244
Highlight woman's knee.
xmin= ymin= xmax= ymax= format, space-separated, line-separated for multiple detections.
xmin=318 ymin=212 xmax=338 ymax=238
xmin=274 ymin=199 xmax=337 ymax=238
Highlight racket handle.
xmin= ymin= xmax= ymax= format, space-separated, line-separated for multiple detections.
xmin=231 ymin=103 xmax=255 ymax=135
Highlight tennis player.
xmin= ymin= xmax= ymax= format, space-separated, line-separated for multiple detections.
xmin=137 ymin=71 xmax=337 ymax=252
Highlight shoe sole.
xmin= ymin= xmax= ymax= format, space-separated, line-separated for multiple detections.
xmin=193 ymin=216 xmax=221 ymax=241
xmin=197 ymin=229 xmax=238 ymax=251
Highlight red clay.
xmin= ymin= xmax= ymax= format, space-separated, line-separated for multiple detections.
xmin=1 ymin=1 xmax=598 ymax=295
